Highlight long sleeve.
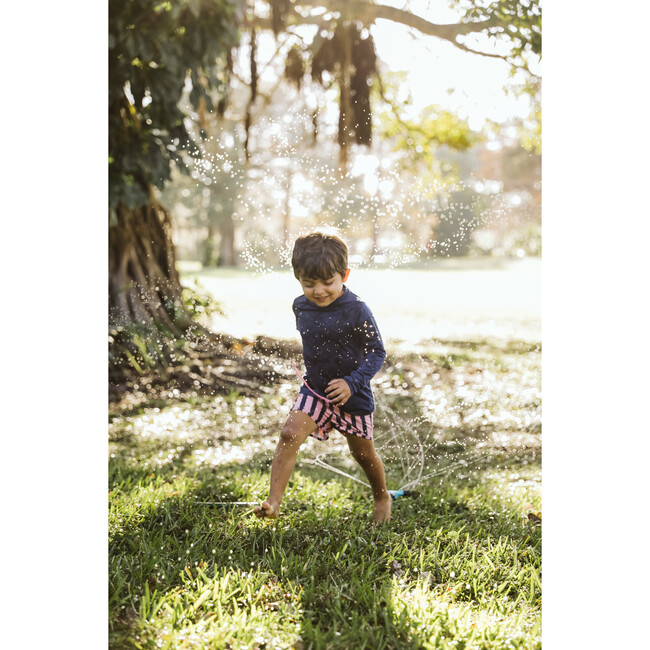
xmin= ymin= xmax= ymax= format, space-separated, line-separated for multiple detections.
xmin=294 ymin=288 xmax=385 ymax=414
xmin=343 ymin=305 xmax=386 ymax=394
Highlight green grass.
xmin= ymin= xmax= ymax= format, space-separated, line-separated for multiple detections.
xmin=109 ymin=340 xmax=541 ymax=649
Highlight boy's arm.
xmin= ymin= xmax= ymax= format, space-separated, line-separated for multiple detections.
xmin=342 ymin=305 xmax=386 ymax=394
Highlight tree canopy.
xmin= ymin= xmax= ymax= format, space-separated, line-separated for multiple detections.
xmin=110 ymin=0 xmax=541 ymax=212
xmin=109 ymin=0 xmax=242 ymax=213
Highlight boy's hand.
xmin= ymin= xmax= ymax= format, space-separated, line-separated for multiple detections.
xmin=326 ymin=379 xmax=351 ymax=406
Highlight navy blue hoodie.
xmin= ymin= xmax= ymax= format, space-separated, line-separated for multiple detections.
xmin=293 ymin=286 xmax=386 ymax=415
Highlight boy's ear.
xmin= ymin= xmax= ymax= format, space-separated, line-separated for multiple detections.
xmin=342 ymin=268 xmax=350 ymax=283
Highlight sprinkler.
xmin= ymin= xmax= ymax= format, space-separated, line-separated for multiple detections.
xmin=196 ymin=490 xmax=419 ymax=508
xmin=388 ymin=489 xmax=419 ymax=501
xmin=195 ymin=501 xmax=259 ymax=507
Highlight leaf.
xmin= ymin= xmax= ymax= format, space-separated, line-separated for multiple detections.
xmin=192 ymin=588 xmax=211 ymax=612
xmin=124 ymin=350 xmax=144 ymax=375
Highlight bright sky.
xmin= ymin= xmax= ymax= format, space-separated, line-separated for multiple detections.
xmin=250 ymin=1 xmax=538 ymax=132
xmin=370 ymin=0 xmax=538 ymax=129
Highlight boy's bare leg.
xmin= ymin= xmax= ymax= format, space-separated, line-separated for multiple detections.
xmin=345 ymin=435 xmax=392 ymax=524
xmin=254 ymin=411 xmax=317 ymax=519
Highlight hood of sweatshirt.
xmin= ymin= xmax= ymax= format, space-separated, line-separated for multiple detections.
xmin=293 ymin=286 xmax=357 ymax=312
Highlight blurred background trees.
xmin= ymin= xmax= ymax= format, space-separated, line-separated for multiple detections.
xmin=109 ymin=0 xmax=541 ymax=373
xmin=155 ymin=0 xmax=540 ymax=270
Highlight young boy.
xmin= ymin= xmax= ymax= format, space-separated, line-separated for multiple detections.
xmin=254 ymin=229 xmax=392 ymax=524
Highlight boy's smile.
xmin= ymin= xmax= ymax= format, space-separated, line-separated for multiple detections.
xmin=299 ymin=269 xmax=350 ymax=307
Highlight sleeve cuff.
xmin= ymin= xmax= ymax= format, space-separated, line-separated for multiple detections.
xmin=343 ymin=375 xmax=359 ymax=394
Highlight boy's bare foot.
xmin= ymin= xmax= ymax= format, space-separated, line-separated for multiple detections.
xmin=253 ymin=500 xmax=279 ymax=519
xmin=373 ymin=494 xmax=392 ymax=525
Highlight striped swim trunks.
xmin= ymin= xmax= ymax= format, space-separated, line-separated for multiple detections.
xmin=291 ymin=392 xmax=374 ymax=441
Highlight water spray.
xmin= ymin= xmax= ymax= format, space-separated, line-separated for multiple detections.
xmin=196 ymin=488 xmax=418 ymax=510
xmin=195 ymin=501 xmax=259 ymax=507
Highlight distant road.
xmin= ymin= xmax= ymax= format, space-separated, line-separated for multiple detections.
xmin=183 ymin=257 xmax=541 ymax=344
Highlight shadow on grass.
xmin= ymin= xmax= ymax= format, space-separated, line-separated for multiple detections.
xmin=109 ymin=437 xmax=540 ymax=648
xmin=109 ymin=338 xmax=541 ymax=648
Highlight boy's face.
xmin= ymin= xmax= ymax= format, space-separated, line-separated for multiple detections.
xmin=298 ymin=269 xmax=350 ymax=307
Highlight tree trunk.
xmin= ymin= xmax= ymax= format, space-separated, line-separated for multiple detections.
xmin=109 ymin=188 xmax=192 ymax=336
xmin=108 ymin=187 xmax=276 ymax=397
xmin=283 ymin=169 xmax=292 ymax=248
xmin=203 ymin=222 xmax=218 ymax=267
xmin=218 ymin=214 xmax=236 ymax=266
xmin=337 ymin=24 xmax=353 ymax=175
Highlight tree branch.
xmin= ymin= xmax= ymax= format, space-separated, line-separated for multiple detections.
xmin=450 ymin=38 xmax=510 ymax=63
xmin=245 ymin=1 xmax=508 ymax=59
xmin=291 ymin=0 xmax=504 ymax=41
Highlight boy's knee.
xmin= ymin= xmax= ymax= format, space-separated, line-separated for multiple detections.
xmin=280 ymin=422 xmax=304 ymax=445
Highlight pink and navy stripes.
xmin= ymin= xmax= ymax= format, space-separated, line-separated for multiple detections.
xmin=291 ymin=393 xmax=374 ymax=441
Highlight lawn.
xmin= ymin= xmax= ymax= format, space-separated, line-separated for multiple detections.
xmin=109 ymin=328 xmax=541 ymax=649
xmin=178 ymin=258 xmax=541 ymax=345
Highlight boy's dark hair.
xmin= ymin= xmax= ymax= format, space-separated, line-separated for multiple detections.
xmin=292 ymin=228 xmax=348 ymax=280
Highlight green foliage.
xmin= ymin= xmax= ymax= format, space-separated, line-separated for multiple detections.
xmin=376 ymin=73 xmax=481 ymax=168
xmin=452 ymin=0 xmax=542 ymax=72
xmin=515 ymin=80 xmax=541 ymax=154
xmin=181 ymin=276 xmax=224 ymax=323
xmin=109 ymin=321 xmax=179 ymax=376
xmin=373 ymin=74 xmax=482 ymax=209
xmin=109 ymin=0 xmax=243 ymax=211
xmin=519 ymin=104 xmax=541 ymax=154
xmin=500 ymin=72 xmax=541 ymax=154
xmin=383 ymin=105 xmax=480 ymax=157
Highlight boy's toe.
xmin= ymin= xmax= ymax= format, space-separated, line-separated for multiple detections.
xmin=253 ymin=501 xmax=277 ymax=518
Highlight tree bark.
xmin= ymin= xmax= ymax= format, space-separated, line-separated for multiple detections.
xmin=203 ymin=222 xmax=218 ymax=267
xmin=218 ymin=214 xmax=237 ymax=266
xmin=109 ymin=188 xmax=192 ymax=335
xmin=108 ymin=188 xmax=278 ymax=393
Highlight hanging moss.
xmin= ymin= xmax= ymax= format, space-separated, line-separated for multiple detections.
xmin=216 ymin=48 xmax=234 ymax=117
xmin=284 ymin=45 xmax=306 ymax=88
xmin=311 ymin=109 xmax=318 ymax=144
xmin=311 ymin=23 xmax=377 ymax=147
xmin=250 ymin=27 xmax=258 ymax=101
xmin=350 ymin=29 xmax=376 ymax=145
xmin=271 ymin=0 xmax=290 ymax=35
xmin=310 ymin=29 xmax=341 ymax=84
